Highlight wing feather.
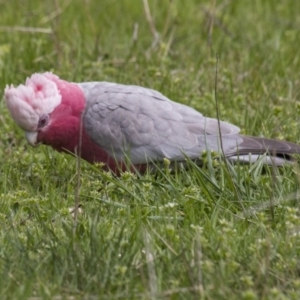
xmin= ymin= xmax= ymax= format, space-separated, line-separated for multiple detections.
xmin=79 ymin=82 xmax=241 ymax=164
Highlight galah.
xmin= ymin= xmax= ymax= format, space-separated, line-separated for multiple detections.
xmin=4 ymin=72 xmax=300 ymax=174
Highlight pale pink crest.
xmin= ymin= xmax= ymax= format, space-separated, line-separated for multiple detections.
xmin=5 ymin=72 xmax=62 ymax=131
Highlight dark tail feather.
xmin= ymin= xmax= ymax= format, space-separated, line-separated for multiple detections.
xmin=227 ymin=135 xmax=300 ymax=166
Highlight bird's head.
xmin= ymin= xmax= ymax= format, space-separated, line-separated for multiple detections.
xmin=5 ymin=72 xmax=85 ymax=151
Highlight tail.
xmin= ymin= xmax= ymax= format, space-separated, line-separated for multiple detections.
xmin=227 ymin=135 xmax=300 ymax=166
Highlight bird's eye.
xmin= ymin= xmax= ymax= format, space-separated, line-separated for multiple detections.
xmin=38 ymin=114 xmax=49 ymax=129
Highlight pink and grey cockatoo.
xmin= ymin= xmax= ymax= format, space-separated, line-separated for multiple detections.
xmin=4 ymin=72 xmax=300 ymax=174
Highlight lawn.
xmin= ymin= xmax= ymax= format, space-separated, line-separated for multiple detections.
xmin=1 ymin=0 xmax=300 ymax=299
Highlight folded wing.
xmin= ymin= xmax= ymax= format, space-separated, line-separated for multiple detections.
xmin=80 ymin=82 xmax=300 ymax=166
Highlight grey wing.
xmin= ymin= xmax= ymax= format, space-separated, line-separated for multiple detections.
xmin=79 ymin=82 xmax=242 ymax=164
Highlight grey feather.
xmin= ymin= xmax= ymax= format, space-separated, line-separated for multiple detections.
xmin=78 ymin=82 xmax=300 ymax=166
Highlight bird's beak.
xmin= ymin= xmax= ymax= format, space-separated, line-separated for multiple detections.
xmin=26 ymin=132 xmax=38 ymax=146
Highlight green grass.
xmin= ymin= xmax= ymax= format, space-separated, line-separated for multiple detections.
xmin=1 ymin=0 xmax=300 ymax=298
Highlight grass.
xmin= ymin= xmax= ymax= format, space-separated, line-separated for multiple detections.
xmin=1 ymin=0 xmax=300 ymax=298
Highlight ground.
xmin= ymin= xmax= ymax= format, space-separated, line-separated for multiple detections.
xmin=1 ymin=0 xmax=300 ymax=299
